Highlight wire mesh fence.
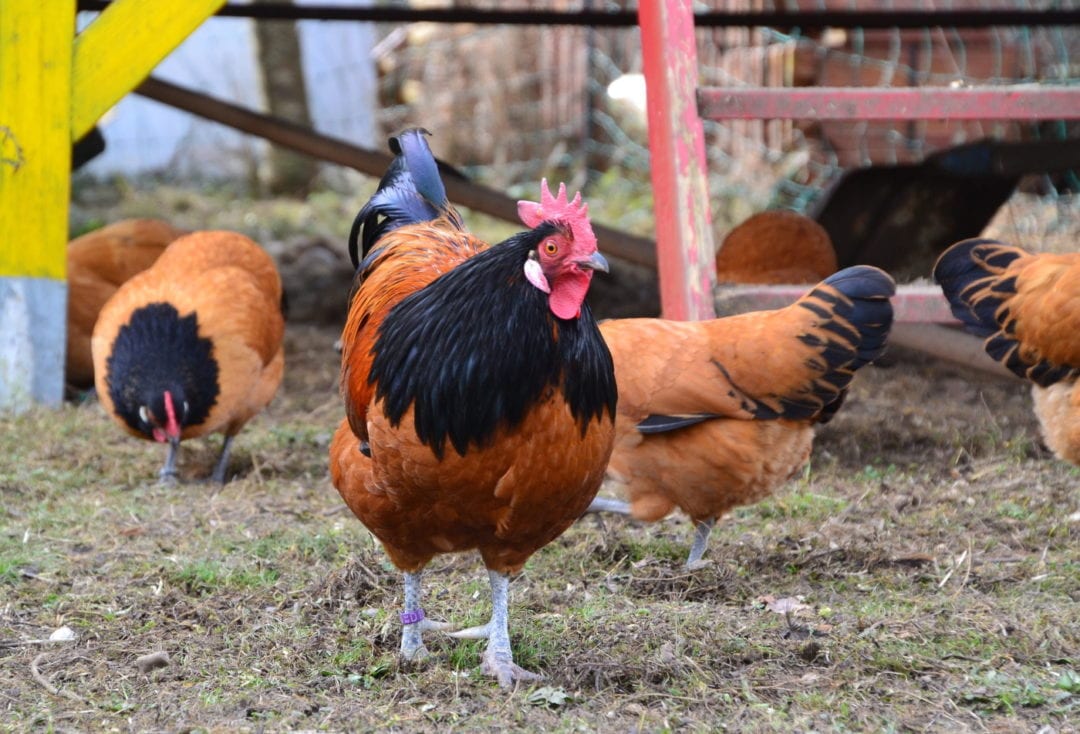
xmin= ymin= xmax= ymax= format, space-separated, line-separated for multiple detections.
xmin=83 ymin=1 xmax=1080 ymax=254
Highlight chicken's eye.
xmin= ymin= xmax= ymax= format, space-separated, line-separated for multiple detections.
xmin=544 ymin=240 xmax=558 ymax=256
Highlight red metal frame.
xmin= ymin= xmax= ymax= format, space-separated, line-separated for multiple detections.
xmin=639 ymin=0 xmax=716 ymax=321
xmin=697 ymin=86 xmax=1080 ymax=121
xmin=645 ymin=2 xmax=1080 ymax=334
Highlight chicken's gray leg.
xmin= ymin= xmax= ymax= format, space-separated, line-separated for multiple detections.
xmin=399 ymin=570 xmax=449 ymax=662
xmin=449 ymin=569 xmax=542 ymax=687
xmin=159 ymin=437 xmax=180 ymax=484
xmin=585 ymin=496 xmax=631 ymax=514
xmin=210 ymin=434 xmax=234 ymax=484
xmin=686 ymin=518 xmax=716 ymax=570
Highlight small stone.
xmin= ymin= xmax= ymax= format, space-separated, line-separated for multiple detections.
xmin=136 ymin=651 xmax=171 ymax=674
xmin=49 ymin=626 xmax=75 ymax=641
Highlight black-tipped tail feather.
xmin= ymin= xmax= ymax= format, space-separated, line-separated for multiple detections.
xmin=814 ymin=265 xmax=895 ymax=371
xmin=934 ymin=238 xmax=1077 ymax=386
xmin=776 ymin=265 xmax=894 ymax=421
xmin=637 ymin=265 xmax=894 ymax=434
xmin=933 ymin=238 xmax=1021 ymax=339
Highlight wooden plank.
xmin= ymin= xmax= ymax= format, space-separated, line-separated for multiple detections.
xmin=0 ymin=1 xmax=74 ymax=280
xmin=71 ymin=0 xmax=225 ymax=139
xmin=698 ymin=86 xmax=1080 ymax=121
xmin=135 ymin=76 xmax=660 ymax=269
xmin=890 ymin=323 xmax=1015 ymax=380
xmin=639 ymin=0 xmax=716 ymax=320
xmin=714 ymin=283 xmax=958 ymax=324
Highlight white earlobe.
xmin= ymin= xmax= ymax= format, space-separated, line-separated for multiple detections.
xmin=524 ymin=258 xmax=551 ymax=294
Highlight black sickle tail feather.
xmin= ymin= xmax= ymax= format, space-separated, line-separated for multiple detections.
xmin=638 ymin=265 xmax=895 ymax=434
xmin=347 ymin=127 xmax=457 ymax=270
xmin=934 ymin=238 xmax=1078 ymax=387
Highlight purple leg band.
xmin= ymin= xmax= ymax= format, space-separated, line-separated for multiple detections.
xmin=400 ymin=608 xmax=426 ymax=625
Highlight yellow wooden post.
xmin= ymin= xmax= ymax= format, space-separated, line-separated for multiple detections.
xmin=0 ymin=0 xmax=223 ymax=411
xmin=0 ymin=1 xmax=75 ymax=409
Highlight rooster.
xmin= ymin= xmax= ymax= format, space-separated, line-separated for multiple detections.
xmin=91 ymin=231 xmax=285 ymax=483
xmin=66 ymin=219 xmax=187 ymax=389
xmin=329 ymin=129 xmax=616 ymax=687
xmin=588 ymin=266 xmax=895 ymax=567
xmin=715 ymin=210 xmax=838 ymax=285
xmin=935 ymin=238 xmax=1080 ymax=466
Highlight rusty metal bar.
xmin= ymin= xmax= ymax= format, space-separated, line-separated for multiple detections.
xmin=698 ymin=86 xmax=1080 ymax=121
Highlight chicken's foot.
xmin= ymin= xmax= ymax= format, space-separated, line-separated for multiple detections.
xmin=399 ymin=570 xmax=449 ymax=662
xmin=686 ymin=518 xmax=716 ymax=570
xmin=449 ymin=569 xmax=542 ymax=688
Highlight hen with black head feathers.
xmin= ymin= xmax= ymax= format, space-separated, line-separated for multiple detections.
xmin=92 ymin=231 xmax=285 ymax=484
xmin=330 ymin=128 xmax=616 ymax=687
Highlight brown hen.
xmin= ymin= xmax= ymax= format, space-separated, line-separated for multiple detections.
xmin=91 ymin=231 xmax=284 ymax=483
xmin=590 ymin=266 xmax=895 ymax=567
xmin=66 ymin=219 xmax=187 ymax=388
xmin=716 ymin=210 xmax=838 ymax=284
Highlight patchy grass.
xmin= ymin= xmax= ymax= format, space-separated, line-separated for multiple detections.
xmin=2 ymin=324 xmax=1077 ymax=732
xmin=3 ymin=182 xmax=1078 ymax=729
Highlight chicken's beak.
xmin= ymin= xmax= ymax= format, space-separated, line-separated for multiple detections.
xmin=576 ymin=251 xmax=610 ymax=273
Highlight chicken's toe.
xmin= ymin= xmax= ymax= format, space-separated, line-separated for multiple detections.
xmin=480 ymin=649 xmax=543 ymax=688
xmin=401 ymin=641 xmax=434 ymax=664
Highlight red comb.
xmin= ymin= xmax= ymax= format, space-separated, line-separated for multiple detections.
xmin=517 ymin=179 xmax=597 ymax=251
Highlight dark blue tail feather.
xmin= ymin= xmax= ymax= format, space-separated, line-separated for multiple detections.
xmin=348 ymin=128 xmax=454 ymax=270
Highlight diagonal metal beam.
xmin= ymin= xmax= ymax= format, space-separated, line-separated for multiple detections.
xmin=134 ymin=76 xmax=658 ymax=268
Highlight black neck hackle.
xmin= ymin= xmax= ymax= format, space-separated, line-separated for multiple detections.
xmin=368 ymin=225 xmax=617 ymax=459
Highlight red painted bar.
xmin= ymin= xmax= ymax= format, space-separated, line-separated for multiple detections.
xmin=698 ymin=86 xmax=1080 ymax=121
xmin=714 ymin=284 xmax=958 ymax=324
xmin=639 ymin=0 xmax=716 ymax=321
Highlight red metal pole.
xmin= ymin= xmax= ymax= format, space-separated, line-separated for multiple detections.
xmin=639 ymin=0 xmax=716 ymax=321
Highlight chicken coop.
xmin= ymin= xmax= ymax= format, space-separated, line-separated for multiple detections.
xmin=1 ymin=0 xmax=1079 ymax=409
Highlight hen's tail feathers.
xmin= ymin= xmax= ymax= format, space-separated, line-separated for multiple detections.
xmin=814 ymin=265 xmax=896 ymax=370
xmin=934 ymin=238 xmax=1077 ymax=387
xmin=347 ymin=128 xmax=457 ymax=270
xmin=791 ymin=265 xmax=895 ymax=422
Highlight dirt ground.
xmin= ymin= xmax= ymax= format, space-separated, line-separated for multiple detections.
xmin=1 ymin=186 xmax=1077 ymax=732
xmin=1 ymin=319 xmax=1076 ymax=733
